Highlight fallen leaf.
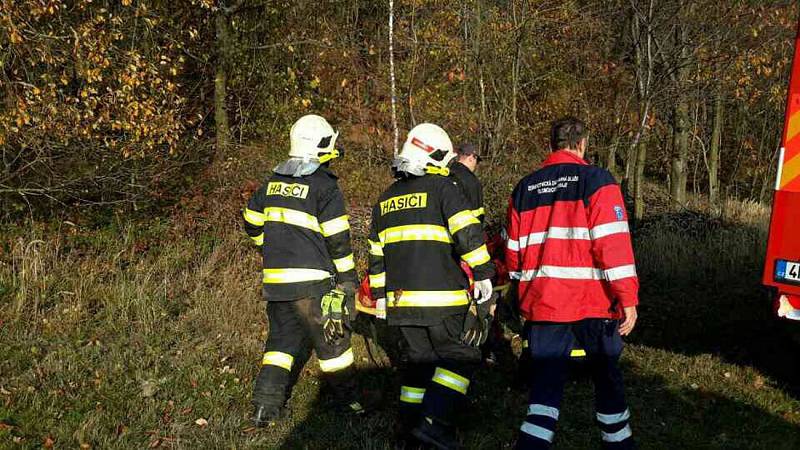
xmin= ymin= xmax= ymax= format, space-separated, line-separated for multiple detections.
xmin=195 ymin=418 xmax=208 ymax=427
xmin=43 ymin=436 xmax=55 ymax=448
xmin=140 ymin=380 xmax=158 ymax=398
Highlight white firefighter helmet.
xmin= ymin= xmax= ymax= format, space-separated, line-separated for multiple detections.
xmin=393 ymin=123 xmax=455 ymax=176
xmin=288 ymin=114 xmax=340 ymax=163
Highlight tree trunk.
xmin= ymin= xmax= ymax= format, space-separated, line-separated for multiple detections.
xmin=669 ymin=26 xmax=690 ymax=209
xmin=708 ymin=91 xmax=724 ymax=211
xmin=214 ymin=13 xmax=232 ymax=162
xmin=607 ymin=133 xmax=620 ymax=178
xmin=633 ymin=138 xmax=647 ymax=221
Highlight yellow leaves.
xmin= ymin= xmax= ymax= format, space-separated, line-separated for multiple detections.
xmin=309 ymin=76 xmax=320 ymax=89
xmin=9 ymin=29 xmax=24 ymax=44
xmin=122 ymin=0 xmax=132 ymax=6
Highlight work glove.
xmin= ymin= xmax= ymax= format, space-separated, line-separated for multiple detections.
xmin=473 ymin=278 xmax=493 ymax=303
xmin=321 ymin=288 xmax=349 ymax=345
xmin=338 ymin=281 xmax=356 ymax=320
xmin=461 ymin=291 xmax=498 ymax=347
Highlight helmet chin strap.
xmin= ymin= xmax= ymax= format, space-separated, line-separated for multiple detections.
xmin=425 ymin=165 xmax=450 ymax=176
xmin=317 ymin=149 xmax=340 ymax=164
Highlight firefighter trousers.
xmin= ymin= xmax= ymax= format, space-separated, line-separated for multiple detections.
xmin=516 ymin=319 xmax=635 ymax=450
xmin=252 ymin=295 xmax=356 ymax=410
xmin=397 ymin=313 xmax=481 ymax=430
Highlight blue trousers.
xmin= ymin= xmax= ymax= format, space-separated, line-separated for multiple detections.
xmin=516 ymin=319 xmax=635 ymax=450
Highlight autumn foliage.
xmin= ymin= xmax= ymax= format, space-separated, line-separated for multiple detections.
xmin=0 ymin=0 xmax=797 ymax=219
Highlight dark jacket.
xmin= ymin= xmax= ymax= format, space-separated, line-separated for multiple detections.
xmin=449 ymin=161 xmax=485 ymax=224
xmin=368 ymin=173 xmax=495 ymax=326
xmin=243 ymin=167 xmax=356 ymax=301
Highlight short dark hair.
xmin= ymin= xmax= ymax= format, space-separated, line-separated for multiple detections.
xmin=550 ymin=117 xmax=587 ymax=151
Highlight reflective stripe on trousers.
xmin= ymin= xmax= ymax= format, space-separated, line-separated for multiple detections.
xmin=399 ymin=386 xmax=426 ymax=404
xmin=597 ymin=409 xmax=633 ymax=443
xmin=318 ymin=348 xmax=354 ymax=373
xmin=262 ymin=351 xmax=294 ymax=371
xmin=431 ymin=367 xmax=470 ymax=395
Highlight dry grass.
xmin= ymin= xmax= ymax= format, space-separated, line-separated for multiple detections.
xmin=1 ymin=186 xmax=799 ymax=448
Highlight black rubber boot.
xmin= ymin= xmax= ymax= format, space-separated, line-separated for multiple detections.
xmin=321 ymin=368 xmax=370 ymax=415
xmin=251 ymin=403 xmax=289 ymax=427
xmin=410 ymin=417 xmax=461 ymax=450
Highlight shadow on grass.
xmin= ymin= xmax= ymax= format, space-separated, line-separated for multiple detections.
xmin=630 ymin=210 xmax=800 ymax=398
xmin=271 ymin=317 xmax=799 ymax=449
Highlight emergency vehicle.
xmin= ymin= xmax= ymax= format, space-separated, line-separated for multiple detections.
xmin=763 ymin=21 xmax=800 ymax=321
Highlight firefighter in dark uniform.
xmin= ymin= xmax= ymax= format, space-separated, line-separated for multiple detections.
xmin=367 ymin=123 xmax=496 ymax=449
xmin=243 ymin=114 xmax=361 ymax=426
xmin=449 ymin=143 xmax=485 ymax=225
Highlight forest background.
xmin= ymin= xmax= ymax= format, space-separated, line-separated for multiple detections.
xmin=2 ymin=1 xmax=800 ymax=448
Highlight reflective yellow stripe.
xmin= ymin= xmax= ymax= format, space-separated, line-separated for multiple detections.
xmin=262 ymin=268 xmax=331 ymax=284
xmin=368 ymin=239 xmax=384 ymax=256
xmin=571 ymin=349 xmax=586 ymax=358
xmin=262 ymin=351 xmax=294 ymax=370
xmin=243 ymin=208 xmax=267 ymax=226
xmin=333 ymin=254 xmax=355 ymax=272
xmin=318 ymin=348 xmax=354 ymax=373
xmin=386 ymin=290 xmax=469 ymax=307
xmin=250 ymin=233 xmax=264 ymax=246
xmin=379 ymin=225 xmax=452 ymax=245
xmin=369 ymin=272 xmax=386 ymax=288
xmin=522 ymin=340 xmax=529 ymax=349
xmin=461 ymin=244 xmax=491 ymax=267
xmin=320 ymin=215 xmax=350 ymax=237
xmin=426 ymin=166 xmax=450 ymax=176
xmin=432 ymin=367 xmax=469 ymax=394
xmin=471 ymin=207 xmax=485 ymax=218
xmin=263 ymin=207 xmax=321 ymax=232
xmin=447 ymin=210 xmax=479 ymax=234
xmin=400 ymin=386 xmax=426 ymax=404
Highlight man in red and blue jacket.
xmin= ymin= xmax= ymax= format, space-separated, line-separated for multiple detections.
xmin=507 ymin=117 xmax=638 ymax=450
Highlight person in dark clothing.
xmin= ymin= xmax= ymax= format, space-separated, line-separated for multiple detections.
xmin=368 ymin=124 xmax=495 ymax=449
xmin=449 ymin=143 xmax=485 ymax=225
xmin=243 ymin=114 xmax=362 ymax=427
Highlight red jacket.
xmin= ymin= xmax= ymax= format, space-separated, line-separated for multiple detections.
xmin=506 ymin=150 xmax=639 ymax=322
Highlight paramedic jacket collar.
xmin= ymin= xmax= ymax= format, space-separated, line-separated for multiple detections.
xmin=542 ymin=149 xmax=588 ymax=168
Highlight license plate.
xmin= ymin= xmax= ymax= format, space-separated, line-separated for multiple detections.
xmin=776 ymin=259 xmax=800 ymax=284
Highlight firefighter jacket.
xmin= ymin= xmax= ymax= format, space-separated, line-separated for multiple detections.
xmin=243 ymin=166 xmax=356 ymax=301
xmin=368 ymin=173 xmax=495 ymax=326
xmin=506 ymin=150 xmax=639 ymax=323
xmin=449 ymin=162 xmax=485 ymax=224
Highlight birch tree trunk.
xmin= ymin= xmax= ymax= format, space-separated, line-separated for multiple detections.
xmin=708 ymin=91 xmax=724 ymax=210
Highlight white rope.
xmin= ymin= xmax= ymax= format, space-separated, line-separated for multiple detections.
xmin=389 ymin=0 xmax=399 ymax=156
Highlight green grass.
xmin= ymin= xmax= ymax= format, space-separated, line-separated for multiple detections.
xmin=1 ymin=196 xmax=799 ymax=449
